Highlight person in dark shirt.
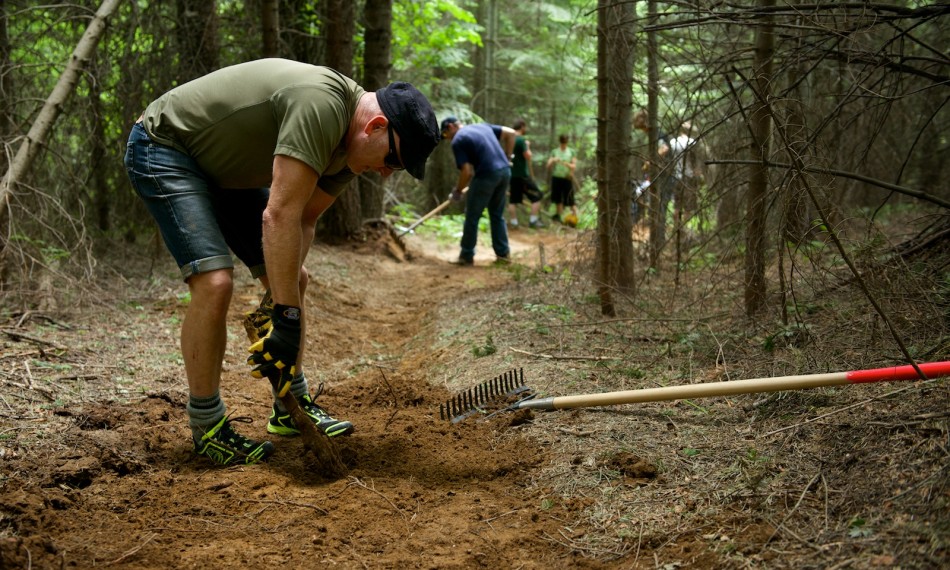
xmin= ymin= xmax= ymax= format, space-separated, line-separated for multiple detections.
xmin=441 ymin=116 xmax=517 ymax=265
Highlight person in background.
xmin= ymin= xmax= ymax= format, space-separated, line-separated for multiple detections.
xmin=507 ymin=119 xmax=544 ymax=229
xmin=546 ymin=134 xmax=577 ymax=223
xmin=633 ymin=108 xmax=674 ymax=226
xmin=125 ymin=59 xmax=441 ymax=466
xmin=668 ymin=120 xmax=704 ymax=232
xmin=441 ymin=116 xmax=516 ymax=265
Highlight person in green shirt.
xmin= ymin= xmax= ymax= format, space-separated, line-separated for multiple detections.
xmin=546 ymin=134 xmax=578 ymax=223
xmin=507 ymin=119 xmax=544 ymax=229
xmin=125 ymin=59 xmax=440 ymax=466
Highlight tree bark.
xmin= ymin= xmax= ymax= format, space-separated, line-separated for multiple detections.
xmin=261 ymin=0 xmax=280 ymax=58
xmin=359 ymin=0 xmax=393 ymax=221
xmin=0 ymin=0 xmax=122 ymax=229
xmin=595 ymin=0 xmax=614 ymax=316
xmin=321 ymin=0 xmax=361 ymax=238
xmin=646 ymin=0 xmax=663 ymax=271
xmin=602 ymin=0 xmax=635 ymax=293
xmin=744 ymin=0 xmax=776 ymax=317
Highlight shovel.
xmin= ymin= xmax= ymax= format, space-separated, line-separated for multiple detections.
xmin=398 ymin=187 xmax=468 ymax=237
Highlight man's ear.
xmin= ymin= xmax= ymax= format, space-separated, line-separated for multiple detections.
xmin=365 ymin=115 xmax=388 ymax=134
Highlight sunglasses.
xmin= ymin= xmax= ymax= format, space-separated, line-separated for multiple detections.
xmin=385 ymin=126 xmax=404 ymax=171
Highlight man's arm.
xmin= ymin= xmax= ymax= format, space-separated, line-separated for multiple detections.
xmin=498 ymin=127 xmax=517 ymax=159
xmin=455 ymin=163 xmax=474 ymax=196
xmin=525 ymin=140 xmax=535 ymax=179
xmin=263 ymin=154 xmax=320 ymax=307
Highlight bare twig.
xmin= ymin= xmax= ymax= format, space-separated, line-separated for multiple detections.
xmin=0 ymin=328 xmax=66 ymax=350
xmin=237 ymin=498 xmax=328 ymax=515
xmin=375 ymin=365 xmax=400 ymax=428
xmin=760 ymin=381 xmax=937 ymax=437
xmin=509 ymin=347 xmax=617 ymax=361
xmin=347 ymin=477 xmax=408 ymax=521
xmin=107 ymin=532 xmax=157 ymax=565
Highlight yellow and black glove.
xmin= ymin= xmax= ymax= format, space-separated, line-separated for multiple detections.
xmin=247 ymin=304 xmax=301 ymax=396
xmin=242 ymin=289 xmax=274 ymax=342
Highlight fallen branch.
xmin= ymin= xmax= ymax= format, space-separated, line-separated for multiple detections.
xmin=509 ymin=347 xmax=617 ymax=361
xmin=0 ymin=328 xmax=66 ymax=350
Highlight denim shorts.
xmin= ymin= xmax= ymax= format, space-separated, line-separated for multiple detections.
xmin=124 ymin=123 xmax=268 ymax=281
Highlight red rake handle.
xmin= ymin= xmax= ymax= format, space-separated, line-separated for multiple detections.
xmin=519 ymin=361 xmax=950 ymax=411
xmin=846 ymin=361 xmax=950 ymax=383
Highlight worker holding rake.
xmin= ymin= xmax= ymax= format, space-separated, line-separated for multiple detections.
xmin=441 ymin=116 xmax=517 ymax=265
xmin=125 ymin=59 xmax=440 ymax=467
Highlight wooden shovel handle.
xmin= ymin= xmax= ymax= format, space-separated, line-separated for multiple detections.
xmin=279 ymin=392 xmax=347 ymax=479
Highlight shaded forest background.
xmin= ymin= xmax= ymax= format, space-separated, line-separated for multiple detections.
xmin=0 ymin=3 xmax=948 ymax=567
xmin=0 ymin=0 xmax=948 ymax=334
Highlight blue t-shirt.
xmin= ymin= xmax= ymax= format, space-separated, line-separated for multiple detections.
xmin=450 ymin=123 xmax=510 ymax=177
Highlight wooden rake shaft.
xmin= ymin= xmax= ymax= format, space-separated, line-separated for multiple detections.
xmin=517 ymin=361 xmax=950 ymax=411
xmin=398 ymin=187 xmax=468 ymax=237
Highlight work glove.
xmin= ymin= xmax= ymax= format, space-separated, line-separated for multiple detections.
xmin=242 ymin=289 xmax=274 ymax=342
xmin=247 ymin=304 xmax=301 ymax=396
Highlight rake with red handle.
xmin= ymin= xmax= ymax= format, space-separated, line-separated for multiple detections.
xmin=441 ymin=362 xmax=950 ymax=422
xmin=518 ymin=361 xmax=950 ymax=411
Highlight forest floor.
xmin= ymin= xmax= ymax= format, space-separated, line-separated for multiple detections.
xmin=0 ymin=217 xmax=947 ymax=569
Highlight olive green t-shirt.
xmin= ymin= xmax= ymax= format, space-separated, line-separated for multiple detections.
xmin=141 ymin=59 xmax=364 ymax=196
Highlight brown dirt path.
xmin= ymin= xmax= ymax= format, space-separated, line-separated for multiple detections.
xmin=0 ymin=227 xmax=608 ymax=569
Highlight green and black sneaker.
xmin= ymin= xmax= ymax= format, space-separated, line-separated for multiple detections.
xmin=268 ymin=392 xmax=354 ymax=438
xmin=194 ymin=416 xmax=275 ymax=466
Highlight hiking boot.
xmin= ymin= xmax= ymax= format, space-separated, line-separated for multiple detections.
xmin=494 ymin=254 xmax=512 ymax=266
xmin=529 ymin=219 xmax=544 ymax=229
xmin=268 ymin=390 xmax=354 ymax=438
xmin=194 ymin=416 xmax=275 ymax=466
xmin=452 ymin=256 xmax=474 ymax=266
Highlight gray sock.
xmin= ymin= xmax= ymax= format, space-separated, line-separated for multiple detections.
xmin=273 ymin=373 xmax=309 ymax=412
xmin=187 ymin=391 xmax=225 ymax=444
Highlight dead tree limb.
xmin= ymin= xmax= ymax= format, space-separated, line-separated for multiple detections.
xmin=0 ymin=0 xmax=122 ymax=228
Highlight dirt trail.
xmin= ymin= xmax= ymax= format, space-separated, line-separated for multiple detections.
xmin=3 ymin=223 xmax=948 ymax=569
xmin=1 ymin=228 xmax=606 ymax=569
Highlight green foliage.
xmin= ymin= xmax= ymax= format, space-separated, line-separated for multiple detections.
xmin=10 ymin=234 xmax=71 ymax=265
xmin=848 ymin=517 xmax=874 ymax=538
xmin=522 ymin=302 xmax=575 ymax=322
xmin=472 ymin=335 xmax=497 ymax=358
xmin=392 ymin=0 xmax=481 ymax=74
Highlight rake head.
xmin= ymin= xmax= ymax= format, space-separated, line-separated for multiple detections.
xmin=440 ymin=368 xmax=535 ymax=423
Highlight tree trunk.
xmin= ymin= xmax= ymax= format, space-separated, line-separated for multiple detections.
xmin=0 ymin=0 xmax=122 ymax=229
xmin=176 ymin=0 xmax=219 ymax=82
xmin=595 ymin=0 xmax=614 ymax=316
xmin=261 ymin=0 xmax=279 ymax=58
xmin=359 ymin=0 xmax=393 ymax=221
xmin=646 ymin=0 xmax=663 ymax=271
xmin=89 ymin=71 xmax=110 ymax=232
xmin=601 ymin=0 xmax=635 ymax=293
xmin=471 ymin=0 xmax=499 ymax=120
xmin=321 ymin=0 xmax=361 ymax=238
xmin=744 ymin=0 xmax=776 ymax=317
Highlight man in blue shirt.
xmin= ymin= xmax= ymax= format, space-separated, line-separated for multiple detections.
xmin=441 ymin=116 xmax=516 ymax=265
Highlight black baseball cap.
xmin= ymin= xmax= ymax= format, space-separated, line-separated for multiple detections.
xmin=376 ymin=82 xmax=440 ymax=180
